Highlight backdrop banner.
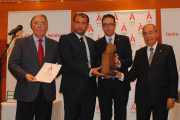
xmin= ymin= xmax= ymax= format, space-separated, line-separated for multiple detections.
xmin=82 ymin=10 xmax=156 ymax=120
xmin=161 ymin=8 xmax=180 ymax=91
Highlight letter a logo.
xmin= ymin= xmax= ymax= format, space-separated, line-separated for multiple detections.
xmin=97 ymin=35 xmax=101 ymax=40
xmin=114 ymin=13 xmax=118 ymax=21
xmin=131 ymin=102 xmax=136 ymax=111
xmin=88 ymin=24 xmax=94 ymax=32
xmin=129 ymin=12 xmax=135 ymax=20
xmin=96 ymin=13 xmax=102 ymax=21
xmin=48 ymin=65 xmax=52 ymax=71
xmin=130 ymin=34 xmax=136 ymax=42
xmin=138 ymin=23 xmax=143 ymax=31
xmin=121 ymin=23 xmax=127 ymax=31
xmin=146 ymin=11 xmax=152 ymax=20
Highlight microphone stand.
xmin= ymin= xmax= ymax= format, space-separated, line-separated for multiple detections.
xmin=0 ymin=33 xmax=16 ymax=104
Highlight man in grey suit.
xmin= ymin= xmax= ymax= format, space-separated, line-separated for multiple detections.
xmin=8 ymin=14 xmax=61 ymax=120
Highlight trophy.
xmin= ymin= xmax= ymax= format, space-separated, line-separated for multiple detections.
xmin=101 ymin=42 xmax=116 ymax=76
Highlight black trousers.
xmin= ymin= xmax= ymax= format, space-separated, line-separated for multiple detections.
xmin=63 ymin=77 xmax=96 ymax=120
xmin=136 ymin=92 xmax=168 ymax=120
xmin=98 ymin=79 xmax=129 ymax=120
xmin=16 ymin=84 xmax=53 ymax=120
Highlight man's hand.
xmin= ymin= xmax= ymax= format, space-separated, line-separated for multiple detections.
xmin=115 ymin=53 xmax=120 ymax=67
xmin=114 ymin=70 xmax=122 ymax=79
xmin=91 ymin=66 xmax=106 ymax=77
xmin=167 ymin=98 xmax=175 ymax=110
xmin=104 ymin=75 xmax=113 ymax=79
xmin=25 ymin=74 xmax=36 ymax=82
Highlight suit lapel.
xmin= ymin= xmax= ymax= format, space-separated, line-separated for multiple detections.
xmin=149 ymin=43 xmax=162 ymax=69
xmin=72 ymin=32 xmax=88 ymax=60
xmin=102 ymin=36 xmax=107 ymax=51
xmin=27 ymin=35 xmax=41 ymax=66
xmin=142 ymin=46 xmax=149 ymax=68
xmin=44 ymin=37 xmax=52 ymax=64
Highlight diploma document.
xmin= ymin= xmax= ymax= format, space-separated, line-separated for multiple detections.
xmin=35 ymin=62 xmax=62 ymax=83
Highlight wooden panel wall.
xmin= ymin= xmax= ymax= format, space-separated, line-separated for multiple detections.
xmin=0 ymin=0 xmax=180 ymax=102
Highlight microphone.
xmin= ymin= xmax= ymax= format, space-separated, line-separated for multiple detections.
xmin=8 ymin=25 xmax=23 ymax=35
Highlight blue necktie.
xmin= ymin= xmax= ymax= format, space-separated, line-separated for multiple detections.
xmin=109 ymin=38 xmax=112 ymax=43
xmin=108 ymin=38 xmax=115 ymax=79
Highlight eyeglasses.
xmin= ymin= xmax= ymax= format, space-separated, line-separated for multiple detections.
xmin=34 ymin=22 xmax=47 ymax=26
xmin=102 ymin=23 xmax=115 ymax=27
xmin=143 ymin=31 xmax=155 ymax=36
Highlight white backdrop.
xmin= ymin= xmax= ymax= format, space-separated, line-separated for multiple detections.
xmin=83 ymin=10 xmax=156 ymax=120
xmin=6 ymin=10 xmax=71 ymax=106
xmin=161 ymin=8 xmax=180 ymax=90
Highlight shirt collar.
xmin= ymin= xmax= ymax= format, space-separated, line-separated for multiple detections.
xmin=74 ymin=31 xmax=85 ymax=40
xmin=147 ymin=41 xmax=158 ymax=51
xmin=33 ymin=34 xmax=45 ymax=42
xmin=105 ymin=33 xmax=115 ymax=43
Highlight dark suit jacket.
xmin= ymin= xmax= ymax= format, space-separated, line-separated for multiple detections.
xmin=8 ymin=35 xmax=61 ymax=102
xmin=95 ymin=34 xmax=132 ymax=91
xmin=124 ymin=43 xmax=178 ymax=104
xmin=59 ymin=32 xmax=96 ymax=95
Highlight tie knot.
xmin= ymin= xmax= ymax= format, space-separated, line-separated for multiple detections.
xmin=150 ymin=47 xmax=154 ymax=51
xmin=39 ymin=39 xmax=43 ymax=43
xmin=80 ymin=37 xmax=83 ymax=41
xmin=109 ymin=38 xmax=112 ymax=43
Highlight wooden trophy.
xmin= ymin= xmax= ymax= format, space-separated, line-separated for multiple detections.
xmin=101 ymin=42 xmax=116 ymax=76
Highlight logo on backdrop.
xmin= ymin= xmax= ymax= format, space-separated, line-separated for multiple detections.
xmin=146 ymin=11 xmax=153 ymax=23
xmin=130 ymin=34 xmax=136 ymax=48
xmin=97 ymin=35 xmax=101 ymax=40
xmin=129 ymin=12 xmax=136 ymax=26
xmin=96 ymin=13 xmax=102 ymax=26
xmin=121 ymin=23 xmax=127 ymax=35
xmin=88 ymin=24 xmax=94 ymax=37
xmin=114 ymin=13 xmax=119 ymax=24
xmin=130 ymin=102 xmax=136 ymax=116
xmin=138 ymin=23 xmax=143 ymax=36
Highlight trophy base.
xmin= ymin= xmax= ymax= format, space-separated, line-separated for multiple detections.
xmin=101 ymin=53 xmax=116 ymax=76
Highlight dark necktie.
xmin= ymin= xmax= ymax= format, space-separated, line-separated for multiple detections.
xmin=38 ymin=39 xmax=44 ymax=66
xmin=148 ymin=47 xmax=154 ymax=65
xmin=80 ymin=37 xmax=87 ymax=52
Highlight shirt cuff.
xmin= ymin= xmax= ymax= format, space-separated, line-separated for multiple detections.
xmin=89 ymin=69 xmax=93 ymax=77
xmin=119 ymin=73 xmax=124 ymax=81
xmin=117 ymin=60 xmax=121 ymax=68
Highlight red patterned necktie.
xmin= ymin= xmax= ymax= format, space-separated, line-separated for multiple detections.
xmin=38 ymin=39 xmax=44 ymax=66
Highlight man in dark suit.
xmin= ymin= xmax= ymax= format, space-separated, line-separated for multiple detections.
xmin=8 ymin=14 xmax=61 ymax=120
xmin=114 ymin=24 xmax=178 ymax=120
xmin=95 ymin=14 xmax=132 ymax=120
xmin=59 ymin=13 xmax=105 ymax=120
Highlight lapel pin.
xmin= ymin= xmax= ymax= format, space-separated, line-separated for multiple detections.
xmin=160 ymin=50 xmax=162 ymax=52
xmin=117 ymin=39 xmax=119 ymax=41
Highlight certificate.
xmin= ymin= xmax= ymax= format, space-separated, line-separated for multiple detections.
xmin=35 ymin=62 xmax=62 ymax=83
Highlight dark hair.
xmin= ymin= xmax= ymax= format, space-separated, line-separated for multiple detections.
xmin=102 ymin=14 xmax=116 ymax=24
xmin=73 ymin=13 xmax=89 ymax=23
xmin=142 ymin=24 xmax=158 ymax=34
xmin=30 ymin=14 xmax=48 ymax=28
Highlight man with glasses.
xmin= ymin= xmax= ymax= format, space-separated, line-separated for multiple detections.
xmin=8 ymin=14 xmax=61 ymax=120
xmin=95 ymin=14 xmax=132 ymax=120
xmin=114 ymin=24 xmax=178 ymax=120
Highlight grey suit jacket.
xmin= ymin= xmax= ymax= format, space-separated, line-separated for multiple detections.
xmin=8 ymin=35 xmax=61 ymax=102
